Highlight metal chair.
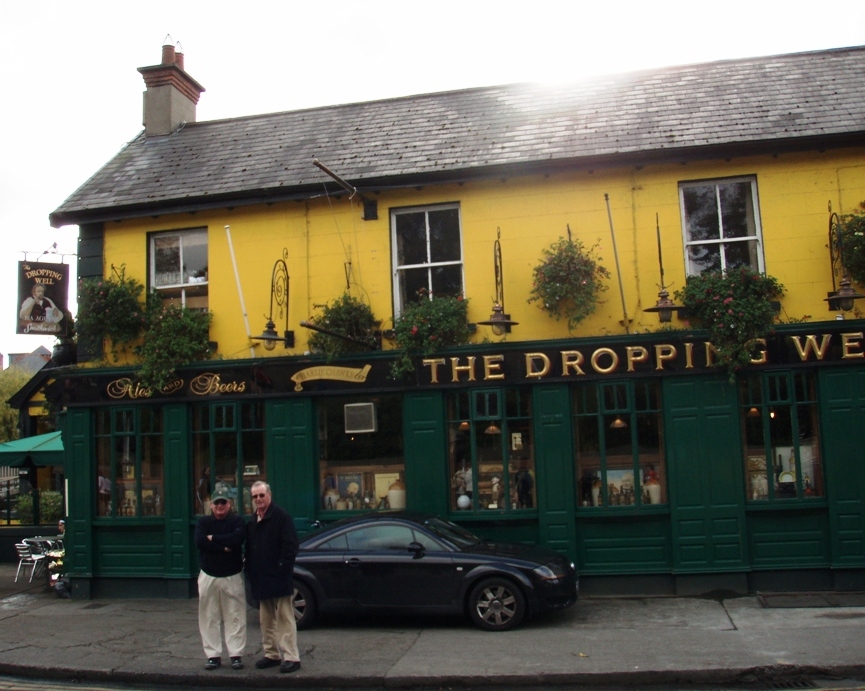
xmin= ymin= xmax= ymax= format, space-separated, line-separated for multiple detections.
xmin=14 ymin=542 xmax=46 ymax=583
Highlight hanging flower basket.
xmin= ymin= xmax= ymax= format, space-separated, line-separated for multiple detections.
xmin=528 ymin=234 xmax=610 ymax=331
xmin=391 ymin=289 xmax=472 ymax=379
xmin=675 ymin=267 xmax=784 ymax=377
xmin=306 ymin=293 xmax=380 ymax=361
xmin=836 ymin=201 xmax=865 ymax=286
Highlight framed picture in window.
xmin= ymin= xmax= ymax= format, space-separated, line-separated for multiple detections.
xmin=338 ymin=473 xmax=363 ymax=499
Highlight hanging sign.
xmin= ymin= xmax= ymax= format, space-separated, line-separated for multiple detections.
xmin=17 ymin=261 xmax=70 ymax=336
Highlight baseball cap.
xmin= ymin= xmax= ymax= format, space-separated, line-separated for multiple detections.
xmin=211 ymin=488 xmax=231 ymax=503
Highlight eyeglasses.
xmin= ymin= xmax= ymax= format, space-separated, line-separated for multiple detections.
xmin=212 ymin=499 xmax=228 ymax=505
xmin=251 ymin=493 xmax=266 ymax=499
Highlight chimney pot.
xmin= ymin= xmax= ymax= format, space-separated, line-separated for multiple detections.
xmin=174 ymin=50 xmax=184 ymax=72
xmin=161 ymin=43 xmax=176 ymax=66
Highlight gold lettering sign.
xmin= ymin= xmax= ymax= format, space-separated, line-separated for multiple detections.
xmin=105 ymin=377 xmax=184 ymax=399
xmin=190 ymin=373 xmax=248 ymax=396
xmin=290 ymin=364 xmax=372 ymax=391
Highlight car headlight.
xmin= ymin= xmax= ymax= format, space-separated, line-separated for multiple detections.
xmin=533 ymin=563 xmax=566 ymax=581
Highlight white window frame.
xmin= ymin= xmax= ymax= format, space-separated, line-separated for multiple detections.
xmin=390 ymin=203 xmax=464 ymax=315
xmin=679 ymin=176 xmax=765 ymax=276
xmin=149 ymin=227 xmax=208 ymax=307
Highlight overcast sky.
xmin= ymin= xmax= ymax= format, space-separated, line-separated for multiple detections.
xmin=2 ymin=0 xmax=863 ymax=365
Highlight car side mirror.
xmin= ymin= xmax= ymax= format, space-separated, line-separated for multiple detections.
xmin=408 ymin=541 xmax=425 ymax=559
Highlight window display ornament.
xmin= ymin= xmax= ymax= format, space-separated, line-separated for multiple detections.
xmin=643 ymin=214 xmax=683 ymax=323
xmin=824 ymin=205 xmax=865 ymax=313
xmin=250 ymin=248 xmax=295 ymax=350
xmin=477 ymin=228 xmax=518 ymax=335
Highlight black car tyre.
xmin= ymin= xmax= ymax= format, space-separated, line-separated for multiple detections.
xmin=293 ymin=580 xmax=317 ymax=630
xmin=467 ymin=577 xmax=526 ymax=631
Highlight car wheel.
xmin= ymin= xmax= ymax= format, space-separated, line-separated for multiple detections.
xmin=293 ymin=580 xmax=317 ymax=630
xmin=468 ymin=577 xmax=526 ymax=631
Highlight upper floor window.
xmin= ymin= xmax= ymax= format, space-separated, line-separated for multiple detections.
xmin=150 ymin=228 xmax=208 ymax=308
xmin=679 ymin=177 xmax=764 ymax=276
xmin=391 ymin=204 xmax=463 ymax=313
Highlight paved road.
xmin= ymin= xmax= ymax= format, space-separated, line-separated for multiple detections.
xmin=1 ymin=563 xmax=864 ymax=689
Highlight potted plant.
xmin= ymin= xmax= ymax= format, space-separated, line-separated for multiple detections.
xmin=528 ymin=234 xmax=610 ymax=331
xmin=835 ymin=201 xmax=865 ymax=286
xmin=306 ymin=293 xmax=380 ymax=361
xmin=76 ymin=265 xmax=147 ymax=361
xmin=135 ymin=296 xmax=213 ymax=391
xmin=675 ymin=267 xmax=784 ymax=377
xmin=391 ymin=289 xmax=472 ymax=379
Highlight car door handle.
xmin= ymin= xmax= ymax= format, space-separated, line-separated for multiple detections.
xmin=345 ymin=557 xmax=361 ymax=567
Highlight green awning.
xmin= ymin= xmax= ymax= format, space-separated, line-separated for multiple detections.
xmin=0 ymin=431 xmax=64 ymax=467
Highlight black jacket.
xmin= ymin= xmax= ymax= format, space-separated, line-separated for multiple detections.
xmin=245 ymin=502 xmax=299 ymax=601
xmin=194 ymin=512 xmax=245 ymax=577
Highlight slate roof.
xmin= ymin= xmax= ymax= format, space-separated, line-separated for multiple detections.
xmin=50 ymin=45 xmax=865 ymax=228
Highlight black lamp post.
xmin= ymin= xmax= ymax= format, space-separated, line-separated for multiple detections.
xmin=477 ymin=228 xmax=518 ymax=335
xmin=251 ymin=249 xmax=294 ymax=350
xmin=643 ymin=214 xmax=683 ymax=323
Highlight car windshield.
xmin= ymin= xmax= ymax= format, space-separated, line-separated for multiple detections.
xmin=423 ymin=517 xmax=482 ymax=548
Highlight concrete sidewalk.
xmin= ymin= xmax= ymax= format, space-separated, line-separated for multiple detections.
xmin=0 ymin=564 xmax=864 ymax=689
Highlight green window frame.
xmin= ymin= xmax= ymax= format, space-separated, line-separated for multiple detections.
xmin=574 ymin=380 xmax=666 ymax=509
xmin=95 ymin=406 xmax=164 ymax=518
xmin=192 ymin=401 xmax=266 ymax=516
xmin=740 ymin=371 xmax=824 ymax=501
xmin=447 ymin=387 xmax=536 ymax=515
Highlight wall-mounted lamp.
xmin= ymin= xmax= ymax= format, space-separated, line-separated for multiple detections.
xmin=609 ymin=416 xmax=628 ymax=429
xmin=825 ymin=206 xmax=865 ymax=313
xmin=477 ymin=228 xmax=518 ymax=335
xmin=250 ymin=248 xmax=295 ymax=350
xmin=643 ymin=214 xmax=683 ymax=323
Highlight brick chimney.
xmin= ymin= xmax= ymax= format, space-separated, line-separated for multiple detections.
xmin=137 ymin=39 xmax=205 ymax=136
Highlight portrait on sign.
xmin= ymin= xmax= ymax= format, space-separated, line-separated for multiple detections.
xmin=17 ymin=261 xmax=70 ymax=336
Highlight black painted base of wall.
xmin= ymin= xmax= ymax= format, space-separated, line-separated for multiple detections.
xmin=580 ymin=568 xmax=865 ymax=597
xmin=71 ymin=577 xmax=196 ymax=600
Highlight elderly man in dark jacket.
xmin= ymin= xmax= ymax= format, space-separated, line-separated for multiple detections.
xmin=245 ymin=481 xmax=301 ymax=674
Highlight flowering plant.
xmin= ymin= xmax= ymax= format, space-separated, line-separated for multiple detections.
xmin=528 ymin=236 xmax=610 ymax=331
xmin=307 ymin=293 xmax=380 ymax=361
xmin=836 ymin=201 xmax=865 ymax=286
xmin=675 ymin=267 xmax=784 ymax=377
xmin=135 ymin=296 xmax=213 ymax=391
xmin=391 ymin=290 xmax=472 ymax=379
xmin=76 ymin=265 xmax=147 ymax=360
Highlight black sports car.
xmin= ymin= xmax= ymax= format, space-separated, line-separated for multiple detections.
xmin=292 ymin=512 xmax=578 ymax=631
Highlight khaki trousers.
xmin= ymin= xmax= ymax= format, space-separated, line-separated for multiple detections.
xmin=259 ymin=594 xmax=299 ymax=662
xmin=197 ymin=571 xmax=247 ymax=659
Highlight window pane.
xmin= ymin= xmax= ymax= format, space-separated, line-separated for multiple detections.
xmin=395 ymin=212 xmax=428 ymax=266
xmin=428 ymin=208 xmax=461 ymax=262
xmin=319 ymin=396 xmax=404 ymax=512
xmin=182 ymin=230 xmax=208 ymax=280
xmin=431 ymin=264 xmax=463 ymax=297
xmin=154 ymin=236 xmax=181 ymax=286
xmin=141 ymin=434 xmax=163 ymax=516
xmin=722 ymin=240 xmax=759 ymax=271
xmin=718 ymin=182 xmax=752 ymax=239
xmin=399 ymin=267 xmax=429 ymax=307
xmin=688 ymin=242 xmax=721 ymax=274
xmin=683 ymin=185 xmax=720 ymax=241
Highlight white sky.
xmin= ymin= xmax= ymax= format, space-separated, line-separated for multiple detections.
xmin=1 ymin=0 xmax=863 ymax=366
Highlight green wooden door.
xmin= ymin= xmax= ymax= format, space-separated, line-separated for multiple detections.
xmin=533 ymin=384 xmax=577 ymax=560
xmin=820 ymin=368 xmax=865 ymax=566
xmin=403 ymin=391 xmax=448 ymax=514
xmin=665 ymin=376 xmax=747 ymax=573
